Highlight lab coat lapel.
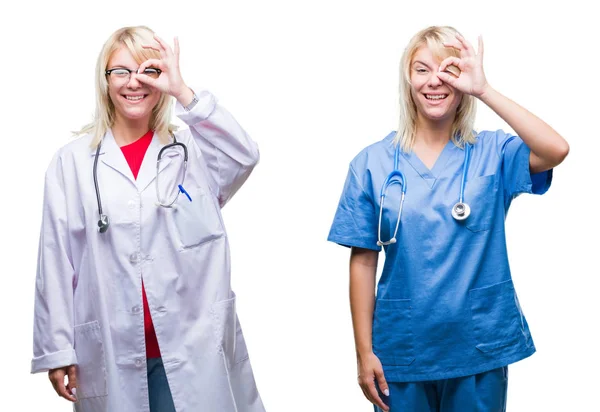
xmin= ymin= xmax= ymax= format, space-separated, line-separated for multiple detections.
xmin=96 ymin=130 xmax=135 ymax=185
xmin=135 ymin=133 xmax=173 ymax=193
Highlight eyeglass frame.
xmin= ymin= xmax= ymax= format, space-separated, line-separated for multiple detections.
xmin=105 ymin=67 xmax=162 ymax=81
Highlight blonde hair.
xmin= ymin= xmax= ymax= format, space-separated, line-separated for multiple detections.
xmin=77 ymin=26 xmax=176 ymax=147
xmin=394 ymin=26 xmax=477 ymax=152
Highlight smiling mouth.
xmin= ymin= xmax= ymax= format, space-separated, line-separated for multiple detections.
xmin=425 ymin=94 xmax=448 ymax=101
xmin=123 ymin=95 xmax=147 ymax=102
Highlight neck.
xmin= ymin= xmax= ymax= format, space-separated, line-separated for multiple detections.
xmin=112 ymin=115 xmax=151 ymax=146
xmin=414 ymin=114 xmax=454 ymax=147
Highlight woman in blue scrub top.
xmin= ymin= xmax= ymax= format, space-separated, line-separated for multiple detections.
xmin=328 ymin=26 xmax=569 ymax=412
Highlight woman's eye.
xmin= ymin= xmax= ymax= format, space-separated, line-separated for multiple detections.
xmin=143 ymin=68 xmax=161 ymax=78
xmin=416 ymin=68 xmax=427 ymax=74
xmin=113 ymin=69 xmax=129 ymax=76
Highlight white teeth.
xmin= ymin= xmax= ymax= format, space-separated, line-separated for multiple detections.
xmin=125 ymin=95 xmax=144 ymax=101
xmin=425 ymin=94 xmax=447 ymax=100
xmin=426 ymin=95 xmax=447 ymax=100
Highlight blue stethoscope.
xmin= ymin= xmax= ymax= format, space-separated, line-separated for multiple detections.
xmin=377 ymin=142 xmax=472 ymax=246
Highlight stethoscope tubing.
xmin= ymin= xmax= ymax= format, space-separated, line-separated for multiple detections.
xmin=155 ymin=140 xmax=189 ymax=208
xmin=94 ymin=133 xmax=187 ymax=233
xmin=458 ymin=143 xmax=471 ymax=203
xmin=377 ymin=142 xmax=472 ymax=246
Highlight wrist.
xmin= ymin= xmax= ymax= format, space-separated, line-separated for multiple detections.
xmin=356 ymin=346 xmax=374 ymax=359
xmin=174 ymin=86 xmax=194 ymax=106
xmin=477 ymin=83 xmax=495 ymax=102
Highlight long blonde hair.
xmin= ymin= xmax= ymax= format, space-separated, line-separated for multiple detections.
xmin=394 ymin=26 xmax=477 ymax=152
xmin=76 ymin=26 xmax=176 ymax=147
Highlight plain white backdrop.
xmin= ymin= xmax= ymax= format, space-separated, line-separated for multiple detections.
xmin=1 ymin=0 xmax=598 ymax=410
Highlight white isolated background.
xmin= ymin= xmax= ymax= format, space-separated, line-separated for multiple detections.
xmin=0 ymin=0 xmax=597 ymax=410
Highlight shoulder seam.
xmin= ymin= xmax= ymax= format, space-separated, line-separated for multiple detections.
xmin=349 ymin=163 xmax=375 ymax=204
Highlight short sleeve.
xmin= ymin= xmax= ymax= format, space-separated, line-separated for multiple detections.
xmin=327 ymin=164 xmax=381 ymax=251
xmin=500 ymin=132 xmax=552 ymax=201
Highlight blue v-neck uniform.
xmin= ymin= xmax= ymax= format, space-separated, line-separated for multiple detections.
xmin=328 ymin=130 xmax=552 ymax=382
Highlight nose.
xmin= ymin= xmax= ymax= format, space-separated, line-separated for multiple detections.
xmin=427 ymin=70 xmax=443 ymax=87
xmin=126 ymin=71 xmax=142 ymax=89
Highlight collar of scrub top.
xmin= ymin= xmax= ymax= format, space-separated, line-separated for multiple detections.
xmin=93 ymin=132 xmax=191 ymax=234
xmin=376 ymin=141 xmax=473 ymax=247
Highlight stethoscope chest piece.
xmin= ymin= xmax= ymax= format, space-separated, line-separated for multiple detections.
xmin=451 ymin=202 xmax=471 ymax=221
xmin=98 ymin=214 xmax=110 ymax=233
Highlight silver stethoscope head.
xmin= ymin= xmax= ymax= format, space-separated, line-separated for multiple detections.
xmin=451 ymin=202 xmax=471 ymax=221
xmin=97 ymin=214 xmax=110 ymax=233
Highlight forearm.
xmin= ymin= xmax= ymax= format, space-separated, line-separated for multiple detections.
xmin=32 ymin=239 xmax=77 ymax=373
xmin=175 ymin=90 xmax=259 ymax=206
xmin=349 ymin=248 xmax=379 ymax=359
xmin=174 ymin=85 xmax=195 ymax=108
xmin=478 ymin=85 xmax=569 ymax=172
xmin=32 ymin=162 xmax=77 ymax=373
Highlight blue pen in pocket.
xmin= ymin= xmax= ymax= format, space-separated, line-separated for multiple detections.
xmin=178 ymin=185 xmax=192 ymax=202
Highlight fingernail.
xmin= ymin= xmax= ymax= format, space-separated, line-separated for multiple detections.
xmin=72 ymin=388 xmax=77 ymax=398
xmin=383 ymin=389 xmax=389 ymax=396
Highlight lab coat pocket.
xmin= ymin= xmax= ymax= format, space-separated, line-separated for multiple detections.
xmin=210 ymin=295 xmax=250 ymax=370
xmin=372 ymin=299 xmax=415 ymax=366
xmin=469 ymin=279 xmax=523 ymax=353
xmin=464 ymin=174 xmax=498 ymax=232
xmin=73 ymin=320 xmax=108 ymax=399
xmin=171 ymin=187 xmax=224 ymax=249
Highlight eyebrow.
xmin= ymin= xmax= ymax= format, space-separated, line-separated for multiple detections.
xmin=412 ymin=60 xmax=432 ymax=69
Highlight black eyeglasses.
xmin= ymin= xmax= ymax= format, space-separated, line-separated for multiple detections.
xmin=105 ymin=67 xmax=162 ymax=80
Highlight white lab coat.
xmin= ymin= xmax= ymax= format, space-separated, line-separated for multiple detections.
xmin=31 ymin=90 xmax=266 ymax=412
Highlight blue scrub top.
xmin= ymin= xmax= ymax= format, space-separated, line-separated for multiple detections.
xmin=328 ymin=130 xmax=552 ymax=382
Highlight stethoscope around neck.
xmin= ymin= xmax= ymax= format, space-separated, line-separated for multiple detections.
xmin=376 ymin=142 xmax=472 ymax=246
xmin=93 ymin=133 xmax=189 ymax=234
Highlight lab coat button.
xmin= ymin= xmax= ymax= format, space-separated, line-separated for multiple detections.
xmin=135 ymin=358 xmax=143 ymax=367
xmin=128 ymin=200 xmax=136 ymax=209
xmin=129 ymin=253 xmax=139 ymax=264
xmin=132 ymin=305 xmax=141 ymax=314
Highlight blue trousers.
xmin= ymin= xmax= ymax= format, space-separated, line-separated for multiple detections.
xmin=375 ymin=367 xmax=508 ymax=412
xmin=147 ymin=358 xmax=176 ymax=412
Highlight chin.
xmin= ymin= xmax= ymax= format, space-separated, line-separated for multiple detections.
xmin=422 ymin=108 xmax=453 ymax=121
xmin=119 ymin=107 xmax=153 ymax=120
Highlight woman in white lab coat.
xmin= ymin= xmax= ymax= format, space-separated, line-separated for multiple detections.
xmin=31 ymin=26 xmax=265 ymax=412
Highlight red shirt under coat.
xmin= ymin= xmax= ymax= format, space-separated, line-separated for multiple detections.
xmin=119 ymin=129 xmax=161 ymax=359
